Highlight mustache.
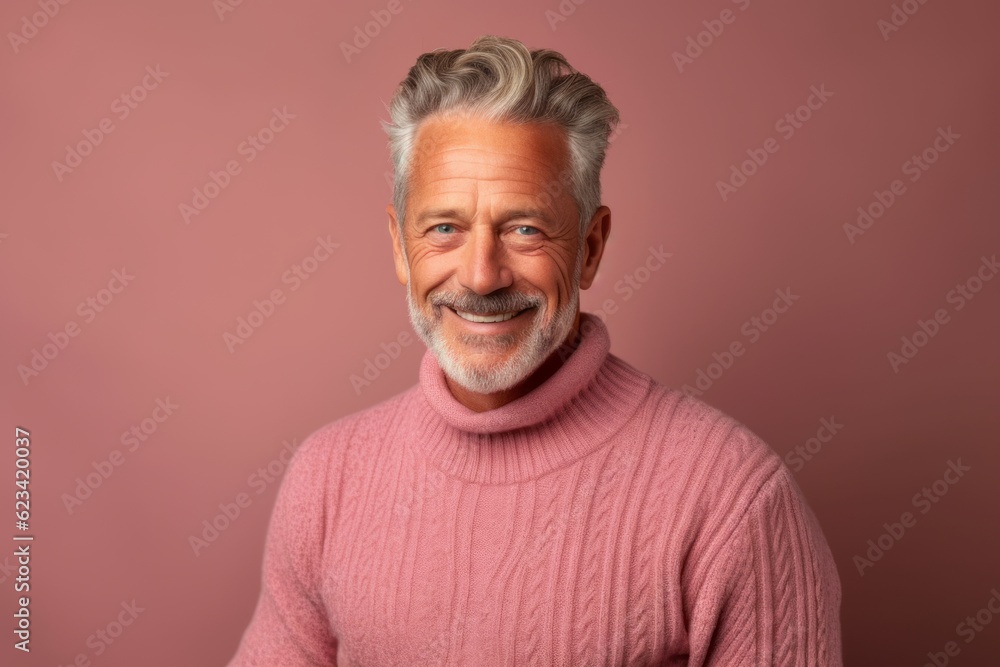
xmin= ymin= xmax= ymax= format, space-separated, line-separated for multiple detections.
xmin=429 ymin=290 xmax=542 ymax=315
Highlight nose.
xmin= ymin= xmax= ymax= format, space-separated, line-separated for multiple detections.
xmin=457 ymin=226 xmax=513 ymax=295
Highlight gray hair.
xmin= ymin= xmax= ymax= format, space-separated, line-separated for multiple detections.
xmin=381 ymin=35 xmax=620 ymax=240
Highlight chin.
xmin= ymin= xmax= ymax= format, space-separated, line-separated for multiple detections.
xmin=439 ymin=347 xmax=543 ymax=395
xmin=406 ymin=283 xmax=580 ymax=397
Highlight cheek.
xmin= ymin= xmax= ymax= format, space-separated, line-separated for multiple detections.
xmin=520 ymin=252 xmax=573 ymax=300
xmin=406 ymin=247 xmax=452 ymax=297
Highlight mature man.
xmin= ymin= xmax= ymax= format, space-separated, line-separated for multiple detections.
xmin=228 ymin=35 xmax=842 ymax=665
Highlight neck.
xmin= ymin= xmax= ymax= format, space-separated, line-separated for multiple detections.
xmin=445 ymin=311 xmax=583 ymax=412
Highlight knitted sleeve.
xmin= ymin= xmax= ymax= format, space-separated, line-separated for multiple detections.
xmin=691 ymin=464 xmax=844 ymax=666
xmin=226 ymin=432 xmax=339 ymax=666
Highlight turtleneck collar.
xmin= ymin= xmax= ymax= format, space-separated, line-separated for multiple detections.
xmin=412 ymin=312 xmax=653 ymax=484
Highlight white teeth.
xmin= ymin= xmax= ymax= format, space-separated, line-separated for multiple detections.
xmin=454 ymin=309 xmax=522 ymax=323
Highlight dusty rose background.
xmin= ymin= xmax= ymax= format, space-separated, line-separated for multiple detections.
xmin=2 ymin=0 xmax=999 ymax=664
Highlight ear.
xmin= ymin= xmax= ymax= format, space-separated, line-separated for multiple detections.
xmin=386 ymin=204 xmax=408 ymax=286
xmin=578 ymin=206 xmax=611 ymax=290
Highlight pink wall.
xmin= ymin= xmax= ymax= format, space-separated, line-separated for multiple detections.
xmin=2 ymin=0 xmax=999 ymax=664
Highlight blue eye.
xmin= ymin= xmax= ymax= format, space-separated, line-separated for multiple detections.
xmin=515 ymin=225 xmax=539 ymax=235
xmin=433 ymin=224 xmax=455 ymax=234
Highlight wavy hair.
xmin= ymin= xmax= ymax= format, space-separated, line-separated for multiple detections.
xmin=381 ymin=34 xmax=620 ymax=238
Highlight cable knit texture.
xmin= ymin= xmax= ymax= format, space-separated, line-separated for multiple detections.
xmin=227 ymin=313 xmax=843 ymax=666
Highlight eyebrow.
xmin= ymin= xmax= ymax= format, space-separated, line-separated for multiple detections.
xmin=414 ymin=207 xmax=554 ymax=226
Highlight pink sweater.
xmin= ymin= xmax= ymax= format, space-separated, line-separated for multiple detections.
xmin=228 ymin=313 xmax=842 ymax=666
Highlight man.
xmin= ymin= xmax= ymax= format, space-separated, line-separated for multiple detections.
xmin=228 ymin=35 xmax=842 ymax=666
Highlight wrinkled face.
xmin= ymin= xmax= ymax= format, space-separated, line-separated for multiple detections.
xmin=387 ymin=113 xmax=585 ymax=395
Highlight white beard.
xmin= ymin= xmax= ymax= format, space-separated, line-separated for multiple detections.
xmin=404 ymin=244 xmax=583 ymax=396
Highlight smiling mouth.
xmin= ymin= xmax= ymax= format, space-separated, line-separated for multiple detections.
xmin=448 ymin=307 xmax=531 ymax=323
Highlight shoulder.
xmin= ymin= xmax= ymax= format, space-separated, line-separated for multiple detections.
xmin=620 ymin=372 xmax=830 ymax=576
xmin=610 ymin=352 xmax=781 ymax=476
xmin=661 ymin=384 xmax=781 ymax=479
xmin=612 ymin=357 xmax=787 ymax=527
xmin=281 ymin=385 xmax=421 ymax=493
xmin=301 ymin=383 xmax=420 ymax=450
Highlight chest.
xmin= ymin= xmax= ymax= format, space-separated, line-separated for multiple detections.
xmin=320 ymin=465 xmax=688 ymax=666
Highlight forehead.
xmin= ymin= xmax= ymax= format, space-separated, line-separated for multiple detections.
xmin=408 ymin=113 xmax=571 ymax=189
